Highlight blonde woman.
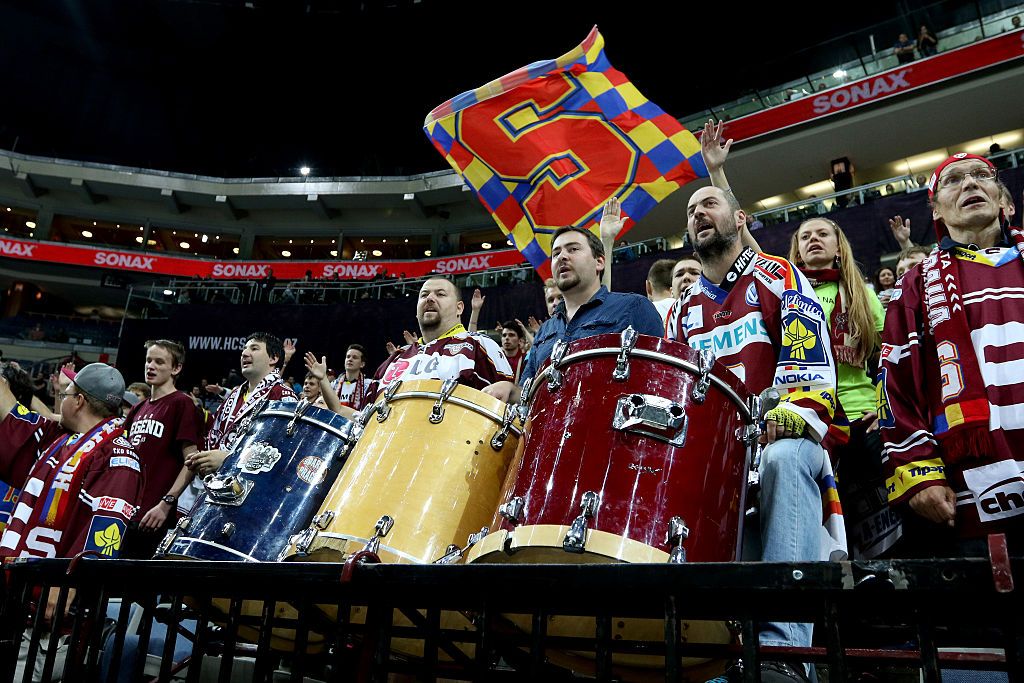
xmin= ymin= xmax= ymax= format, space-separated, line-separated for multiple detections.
xmin=789 ymin=217 xmax=894 ymax=559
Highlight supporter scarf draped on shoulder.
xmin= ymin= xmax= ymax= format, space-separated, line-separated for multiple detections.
xmin=423 ymin=26 xmax=709 ymax=279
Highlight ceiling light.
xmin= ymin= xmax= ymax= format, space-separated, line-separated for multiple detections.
xmin=300 ymin=166 xmax=310 ymax=176
xmin=116 ymin=224 xmax=120 ymax=228
xmin=5 ymin=208 xmax=10 ymax=212
xmin=309 ymin=239 xmax=314 ymax=244
xmin=93 ymin=221 xmax=97 ymax=226
xmin=25 ymin=221 xmax=35 ymax=229
xmin=372 ymin=249 xmax=383 ymax=256
xmin=481 ymin=242 xmax=492 ymax=249
xmin=424 ymin=250 xmax=432 ymax=257
xmin=136 ymin=236 xmax=143 ymax=243
xmin=216 ymin=236 xmax=220 ymax=240
xmin=139 ymin=226 xmax=144 ymax=231
xmin=232 ymin=247 xmax=239 ymax=254
xmin=507 ymin=238 xmax=513 ymax=246
xmin=147 ymin=239 xmax=157 ymax=246
xmin=282 ymin=250 xmax=292 ymax=257
xmin=172 ymin=231 xmax=176 ymax=235
xmin=404 ymin=238 xmax=409 ymax=243
xmin=403 ymin=193 xmax=415 ymax=200
xmin=330 ymin=250 xmax=338 ymax=257
xmin=163 ymin=289 xmax=174 ymax=296
xmin=82 ymin=230 xmax=93 ymax=238
xmin=288 ymin=239 xmax=293 ymax=244
xmin=201 ymin=234 xmax=209 ymax=243
xmin=360 ymin=239 xmax=364 ymax=243
xmin=179 ymin=241 xmax=190 ymax=249
xmin=194 ymin=233 xmax=198 ymax=238
xmin=832 ymin=69 xmax=847 ymax=79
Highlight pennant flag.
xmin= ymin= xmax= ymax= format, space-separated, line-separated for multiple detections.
xmin=424 ymin=26 xmax=708 ymax=279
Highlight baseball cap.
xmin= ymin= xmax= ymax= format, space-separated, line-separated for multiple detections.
xmin=72 ymin=363 xmax=126 ymax=411
xmin=122 ymin=390 xmax=141 ymax=407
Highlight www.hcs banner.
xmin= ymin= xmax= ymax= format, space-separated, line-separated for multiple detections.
xmin=424 ymin=27 xmax=708 ymax=279
xmin=0 ymin=236 xmax=524 ymax=280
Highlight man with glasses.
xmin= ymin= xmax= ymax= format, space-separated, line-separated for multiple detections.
xmin=879 ymin=152 xmax=1024 ymax=555
xmin=0 ymin=363 xmax=143 ymax=561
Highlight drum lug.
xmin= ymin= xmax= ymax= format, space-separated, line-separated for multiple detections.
xmin=292 ymin=525 xmax=319 ymax=555
xmin=665 ymin=516 xmax=689 ymax=564
xmin=221 ymin=522 xmax=236 ymax=539
xmin=562 ymin=491 xmax=599 ymax=554
xmin=429 ymin=378 xmax=459 ymax=424
xmin=376 ymin=380 xmax=403 ymax=423
xmin=363 ymin=514 xmax=394 ymax=555
xmin=313 ymin=510 xmax=335 ymax=530
xmin=691 ymin=349 xmax=715 ymax=403
xmin=490 ymin=403 xmax=521 ymax=450
xmin=612 ymin=393 xmax=687 ymax=447
xmin=547 ymin=340 xmax=569 ymax=392
xmin=519 ymin=378 xmax=533 ymax=406
xmin=612 ymin=326 xmax=639 ymax=382
xmin=433 ymin=526 xmax=488 ymax=565
xmin=499 ymin=496 xmax=525 ymax=526
xmin=203 ymin=474 xmax=253 ymax=507
xmin=154 ymin=516 xmax=189 ymax=557
xmin=286 ymin=398 xmax=311 ymax=437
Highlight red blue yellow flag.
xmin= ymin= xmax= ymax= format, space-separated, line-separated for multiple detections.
xmin=423 ymin=27 xmax=708 ymax=279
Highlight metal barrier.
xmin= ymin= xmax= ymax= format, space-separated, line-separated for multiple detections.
xmin=1 ymin=552 xmax=1020 ymax=682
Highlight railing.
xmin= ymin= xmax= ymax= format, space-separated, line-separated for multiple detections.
xmin=0 ymin=555 xmax=1020 ymax=682
xmin=679 ymin=1 xmax=1023 ymax=129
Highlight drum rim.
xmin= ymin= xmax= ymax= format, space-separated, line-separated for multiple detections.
xmin=528 ymin=347 xmax=753 ymax=421
xmin=372 ymin=392 xmax=521 ymax=434
xmin=259 ymin=408 xmax=354 ymax=440
xmin=172 ymin=536 xmax=259 ymax=562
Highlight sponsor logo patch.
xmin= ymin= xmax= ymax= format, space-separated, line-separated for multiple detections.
xmin=109 ymin=456 xmax=141 ymax=472
xmin=296 ymin=455 xmax=328 ymax=486
xmin=85 ymin=515 xmax=127 ymax=556
xmin=963 ymin=461 xmax=1024 ymax=523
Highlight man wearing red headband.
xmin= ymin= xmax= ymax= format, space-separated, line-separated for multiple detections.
xmin=878 ymin=152 xmax=1024 ymax=553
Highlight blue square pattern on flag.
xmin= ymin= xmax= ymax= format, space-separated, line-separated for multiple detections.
xmin=648 ymin=138 xmax=689 ymax=176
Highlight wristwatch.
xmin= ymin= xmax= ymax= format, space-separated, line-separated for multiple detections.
xmin=161 ymin=494 xmax=177 ymax=505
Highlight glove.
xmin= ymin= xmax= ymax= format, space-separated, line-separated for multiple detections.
xmin=763 ymin=406 xmax=807 ymax=439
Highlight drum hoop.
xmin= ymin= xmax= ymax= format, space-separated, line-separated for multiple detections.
xmin=376 ymin=392 xmax=522 ymax=434
xmin=528 ymin=347 xmax=753 ymax=421
xmin=315 ymin=531 xmax=430 ymax=564
xmin=175 ymin=537 xmax=259 ymax=562
xmin=259 ymin=409 xmax=353 ymax=441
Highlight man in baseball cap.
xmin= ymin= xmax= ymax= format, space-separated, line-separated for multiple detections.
xmin=0 ymin=361 xmax=143 ymax=560
xmin=877 ymin=152 xmax=1024 ymax=556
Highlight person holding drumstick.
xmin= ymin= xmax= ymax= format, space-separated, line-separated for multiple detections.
xmin=484 ymin=198 xmax=665 ymax=403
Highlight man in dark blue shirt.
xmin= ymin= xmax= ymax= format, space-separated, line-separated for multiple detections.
xmin=483 ymin=198 xmax=664 ymax=403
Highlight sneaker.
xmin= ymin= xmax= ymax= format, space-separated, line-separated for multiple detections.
xmin=759 ymin=661 xmax=810 ymax=682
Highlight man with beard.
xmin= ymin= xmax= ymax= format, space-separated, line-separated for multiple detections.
xmin=667 ymin=185 xmax=840 ymax=683
xmin=484 ymin=198 xmax=664 ymax=403
xmin=120 ymin=339 xmax=204 ymax=559
xmin=371 ymin=278 xmax=512 ymax=397
xmin=185 ymin=332 xmax=297 ymax=476
xmin=878 ymin=153 xmax=1024 ymax=556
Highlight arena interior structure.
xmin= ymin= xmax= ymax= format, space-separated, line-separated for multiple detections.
xmin=1 ymin=1 xmax=1024 ymax=681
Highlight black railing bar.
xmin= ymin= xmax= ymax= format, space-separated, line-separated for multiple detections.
xmin=38 ymin=585 xmax=70 ymax=683
xmin=133 ymin=594 xmax=158 ymax=682
xmin=251 ymin=598 xmax=276 ymax=683
xmin=216 ymin=596 xmax=243 ymax=683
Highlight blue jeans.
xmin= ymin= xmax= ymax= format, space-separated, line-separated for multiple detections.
xmin=756 ymin=437 xmax=827 ymax=650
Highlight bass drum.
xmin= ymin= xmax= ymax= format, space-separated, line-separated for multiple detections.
xmin=285 ymin=378 xmax=522 ymax=659
xmin=157 ymin=399 xmax=357 ymax=652
xmin=467 ymin=331 xmax=755 ymax=680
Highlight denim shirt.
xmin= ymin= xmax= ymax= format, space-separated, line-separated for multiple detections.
xmin=520 ymin=286 xmax=665 ymax=384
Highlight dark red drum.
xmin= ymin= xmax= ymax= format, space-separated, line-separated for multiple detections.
xmin=466 ymin=330 xmax=756 ymax=677
xmin=468 ymin=330 xmax=755 ymax=566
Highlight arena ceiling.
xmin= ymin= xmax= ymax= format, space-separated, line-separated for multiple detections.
xmin=1 ymin=0 xmax=910 ymax=179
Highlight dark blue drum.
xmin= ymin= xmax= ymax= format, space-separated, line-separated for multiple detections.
xmin=157 ymin=399 xmax=356 ymax=562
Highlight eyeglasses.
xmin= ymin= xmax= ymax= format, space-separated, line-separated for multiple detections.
xmin=936 ymin=167 xmax=997 ymax=189
xmin=59 ymin=391 xmax=81 ymax=400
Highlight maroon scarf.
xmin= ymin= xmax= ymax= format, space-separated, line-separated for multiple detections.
xmin=801 ymin=268 xmax=862 ymax=368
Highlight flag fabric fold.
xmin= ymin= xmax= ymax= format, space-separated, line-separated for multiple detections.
xmin=424 ymin=27 xmax=708 ymax=278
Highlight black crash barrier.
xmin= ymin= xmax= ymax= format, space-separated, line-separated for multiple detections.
xmin=0 ymin=548 xmax=1021 ymax=682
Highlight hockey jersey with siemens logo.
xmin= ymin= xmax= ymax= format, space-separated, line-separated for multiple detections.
xmin=667 ymin=250 xmax=837 ymax=442
xmin=370 ymin=324 xmax=512 ymax=400
xmin=879 ymin=246 xmax=1024 ymax=537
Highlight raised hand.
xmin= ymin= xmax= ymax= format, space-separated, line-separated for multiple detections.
xmin=283 ymin=339 xmax=297 ymax=365
xmin=888 ymin=216 xmax=912 ymax=249
xmin=599 ymin=197 xmax=626 ymax=242
xmin=701 ymin=118 xmax=733 ymax=172
xmin=471 ymin=288 xmax=486 ymax=312
xmin=303 ymin=352 xmax=327 ymax=381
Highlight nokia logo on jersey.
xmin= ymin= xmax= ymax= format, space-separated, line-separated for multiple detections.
xmin=774 ymin=372 xmax=826 ymax=385
xmin=0 ymin=239 xmax=35 ymax=257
